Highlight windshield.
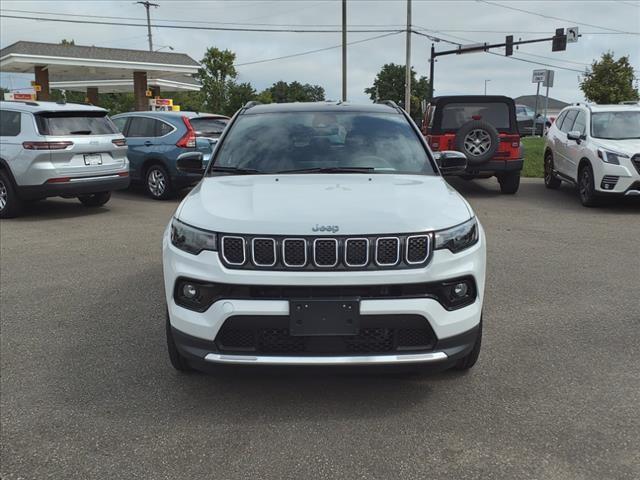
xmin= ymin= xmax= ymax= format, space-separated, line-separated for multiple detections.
xmin=35 ymin=111 xmax=117 ymax=135
xmin=189 ymin=117 xmax=228 ymax=137
xmin=591 ymin=111 xmax=640 ymax=139
xmin=210 ymin=111 xmax=434 ymax=175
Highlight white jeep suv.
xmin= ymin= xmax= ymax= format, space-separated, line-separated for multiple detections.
xmin=162 ymin=101 xmax=486 ymax=373
xmin=544 ymin=103 xmax=640 ymax=206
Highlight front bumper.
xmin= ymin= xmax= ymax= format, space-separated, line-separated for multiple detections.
xmin=163 ymin=223 xmax=486 ymax=366
xmin=594 ymin=159 xmax=640 ymax=195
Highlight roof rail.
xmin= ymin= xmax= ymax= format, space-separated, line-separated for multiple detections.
xmin=573 ymin=102 xmax=592 ymax=111
xmin=243 ymin=101 xmax=261 ymax=110
xmin=1 ymin=100 xmax=40 ymax=107
xmin=375 ymin=99 xmax=401 ymax=111
xmin=619 ymin=100 xmax=639 ymax=105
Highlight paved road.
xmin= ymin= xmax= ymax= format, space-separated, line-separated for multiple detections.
xmin=1 ymin=178 xmax=639 ymax=480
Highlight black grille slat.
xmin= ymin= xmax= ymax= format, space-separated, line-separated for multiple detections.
xmin=406 ymin=235 xmax=430 ymax=264
xmin=221 ymin=237 xmax=245 ymax=265
xmin=376 ymin=238 xmax=399 ymax=266
xmin=314 ymin=239 xmax=338 ymax=267
xmin=283 ymin=239 xmax=307 ymax=267
xmin=345 ymin=238 xmax=368 ymax=266
xmin=253 ymin=238 xmax=276 ymax=266
xmin=631 ymin=155 xmax=640 ymax=175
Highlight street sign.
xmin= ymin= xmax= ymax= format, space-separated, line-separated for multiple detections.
xmin=149 ymin=98 xmax=174 ymax=111
xmin=567 ymin=27 xmax=579 ymax=43
xmin=543 ymin=70 xmax=554 ymax=88
xmin=34 ymin=85 xmax=42 ymax=92
xmin=4 ymin=92 xmax=37 ymax=101
xmin=532 ymin=69 xmax=547 ymax=83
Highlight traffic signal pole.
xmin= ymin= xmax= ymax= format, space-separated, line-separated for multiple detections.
xmin=427 ymin=29 xmax=574 ymax=97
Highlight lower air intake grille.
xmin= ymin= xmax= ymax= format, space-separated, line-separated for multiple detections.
xmin=631 ymin=154 xmax=640 ymax=175
xmin=601 ymin=175 xmax=619 ymax=190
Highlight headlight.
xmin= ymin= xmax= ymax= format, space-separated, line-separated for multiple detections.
xmin=434 ymin=217 xmax=479 ymax=253
xmin=170 ymin=218 xmax=217 ymax=255
xmin=597 ymin=148 xmax=627 ymax=165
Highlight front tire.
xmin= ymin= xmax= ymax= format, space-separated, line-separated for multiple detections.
xmin=454 ymin=320 xmax=482 ymax=371
xmin=498 ymin=171 xmax=520 ymax=194
xmin=145 ymin=164 xmax=172 ymax=200
xmin=166 ymin=313 xmax=193 ymax=372
xmin=0 ymin=170 xmax=23 ymax=219
xmin=78 ymin=191 xmax=111 ymax=207
xmin=544 ymin=152 xmax=562 ymax=189
xmin=578 ymin=164 xmax=600 ymax=207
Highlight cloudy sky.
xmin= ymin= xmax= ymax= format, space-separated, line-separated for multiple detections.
xmin=1 ymin=0 xmax=639 ymax=104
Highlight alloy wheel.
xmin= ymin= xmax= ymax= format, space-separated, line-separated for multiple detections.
xmin=579 ymin=168 xmax=591 ymax=201
xmin=463 ymin=129 xmax=492 ymax=156
xmin=0 ymin=180 xmax=7 ymax=211
xmin=148 ymin=168 xmax=166 ymax=197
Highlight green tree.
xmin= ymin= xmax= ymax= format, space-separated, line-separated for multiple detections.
xmin=60 ymin=39 xmax=75 ymax=45
xmin=365 ymin=63 xmax=429 ymax=120
xmin=267 ymin=81 xmax=325 ymax=103
xmin=226 ymin=82 xmax=257 ymax=115
xmin=171 ymin=91 xmax=205 ymax=112
xmin=197 ymin=47 xmax=237 ymax=114
xmin=580 ymin=52 xmax=638 ymax=104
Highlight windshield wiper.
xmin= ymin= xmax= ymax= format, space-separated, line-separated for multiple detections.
xmin=69 ymin=130 xmax=92 ymax=135
xmin=276 ymin=166 xmax=375 ymax=174
xmin=209 ymin=166 xmax=261 ymax=175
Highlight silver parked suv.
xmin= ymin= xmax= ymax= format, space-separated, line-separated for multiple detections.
xmin=0 ymin=100 xmax=130 ymax=218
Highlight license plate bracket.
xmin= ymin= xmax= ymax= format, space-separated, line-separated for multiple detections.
xmin=289 ymin=299 xmax=360 ymax=336
xmin=83 ymin=153 xmax=103 ymax=166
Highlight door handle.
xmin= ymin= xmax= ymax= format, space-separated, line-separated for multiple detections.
xmin=144 ymin=141 xmax=153 ymax=146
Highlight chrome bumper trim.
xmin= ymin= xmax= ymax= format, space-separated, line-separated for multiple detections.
xmin=624 ymin=190 xmax=640 ymax=196
xmin=204 ymin=351 xmax=448 ymax=366
xmin=68 ymin=174 xmax=124 ymax=183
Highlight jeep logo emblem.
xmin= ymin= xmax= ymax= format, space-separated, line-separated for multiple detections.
xmin=312 ymin=224 xmax=340 ymax=233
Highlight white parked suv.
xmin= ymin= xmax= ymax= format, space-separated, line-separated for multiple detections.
xmin=163 ymin=101 xmax=486 ymax=373
xmin=0 ymin=100 xmax=130 ymax=217
xmin=544 ymin=103 xmax=640 ymax=206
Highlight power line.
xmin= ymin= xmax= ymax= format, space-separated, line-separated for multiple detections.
xmin=234 ymin=31 xmax=402 ymax=67
xmin=516 ymin=51 xmax=591 ymax=67
xmin=478 ymin=0 xmax=640 ymax=35
xmin=1 ymin=8 xmax=637 ymax=36
xmin=0 ymin=14 xmax=400 ymax=33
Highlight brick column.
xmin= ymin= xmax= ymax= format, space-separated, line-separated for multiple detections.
xmin=86 ymin=87 xmax=99 ymax=105
xmin=133 ymin=71 xmax=148 ymax=111
xmin=34 ymin=66 xmax=50 ymax=101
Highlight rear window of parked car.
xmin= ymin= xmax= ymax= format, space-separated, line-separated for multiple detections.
xmin=441 ymin=102 xmax=510 ymax=130
xmin=190 ymin=117 xmax=228 ymax=137
xmin=35 ymin=111 xmax=117 ymax=136
xmin=0 ymin=110 xmax=21 ymax=136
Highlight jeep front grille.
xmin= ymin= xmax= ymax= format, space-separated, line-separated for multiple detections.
xmin=631 ymin=154 xmax=640 ymax=175
xmin=220 ymin=233 xmax=432 ymax=271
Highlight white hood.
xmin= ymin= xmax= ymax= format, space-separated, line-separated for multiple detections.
xmin=176 ymin=174 xmax=473 ymax=236
xmin=592 ymin=138 xmax=640 ymax=156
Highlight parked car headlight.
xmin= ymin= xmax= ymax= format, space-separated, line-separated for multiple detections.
xmin=597 ymin=148 xmax=627 ymax=165
xmin=434 ymin=217 xmax=479 ymax=253
xmin=170 ymin=218 xmax=218 ymax=254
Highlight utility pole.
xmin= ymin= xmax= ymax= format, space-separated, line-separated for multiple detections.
xmin=342 ymin=0 xmax=347 ymax=102
xmin=137 ymin=1 xmax=159 ymax=52
xmin=404 ymin=0 xmax=412 ymax=114
xmin=429 ymin=43 xmax=435 ymax=100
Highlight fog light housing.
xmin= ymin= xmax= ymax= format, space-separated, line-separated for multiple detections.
xmin=453 ymin=282 xmax=468 ymax=298
xmin=182 ymin=283 xmax=199 ymax=299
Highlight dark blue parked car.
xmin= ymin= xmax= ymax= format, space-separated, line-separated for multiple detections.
xmin=111 ymin=111 xmax=229 ymax=199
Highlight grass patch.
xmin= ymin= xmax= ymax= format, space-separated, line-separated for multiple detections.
xmin=521 ymin=136 xmax=545 ymax=178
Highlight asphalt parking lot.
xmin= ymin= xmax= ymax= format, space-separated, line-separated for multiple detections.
xmin=1 ymin=178 xmax=639 ymax=480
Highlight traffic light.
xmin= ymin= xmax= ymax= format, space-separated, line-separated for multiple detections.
xmin=505 ymin=35 xmax=513 ymax=56
xmin=552 ymin=28 xmax=567 ymax=52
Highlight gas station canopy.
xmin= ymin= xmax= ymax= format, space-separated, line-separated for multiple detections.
xmin=0 ymin=41 xmax=202 ymax=109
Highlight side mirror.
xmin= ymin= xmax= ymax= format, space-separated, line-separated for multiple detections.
xmin=567 ymin=131 xmax=582 ymax=143
xmin=176 ymin=152 xmax=205 ymax=174
xmin=437 ymin=150 xmax=468 ymax=175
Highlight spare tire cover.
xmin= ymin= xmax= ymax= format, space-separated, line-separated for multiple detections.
xmin=454 ymin=120 xmax=500 ymax=164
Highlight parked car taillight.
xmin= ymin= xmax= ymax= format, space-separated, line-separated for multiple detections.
xmin=22 ymin=141 xmax=73 ymax=150
xmin=112 ymin=138 xmax=127 ymax=147
xmin=176 ymin=116 xmax=197 ymax=148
